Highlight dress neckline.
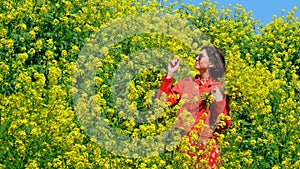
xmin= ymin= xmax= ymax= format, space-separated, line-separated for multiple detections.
xmin=195 ymin=74 xmax=212 ymax=86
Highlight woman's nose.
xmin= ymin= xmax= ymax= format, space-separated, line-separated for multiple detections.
xmin=196 ymin=54 xmax=203 ymax=61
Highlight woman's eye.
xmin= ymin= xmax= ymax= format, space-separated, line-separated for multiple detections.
xmin=196 ymin=54 xmax=203 ymax=60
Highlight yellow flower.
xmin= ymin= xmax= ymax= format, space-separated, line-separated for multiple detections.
xmin=235 ymin=136 xmax=243 ymax=143
xmin=74 ymin=27 xmax=82 ymax=33
xmin=28 ymin=48 xmax=36 ymax=55
xmin=19 ymin=23 xmax=27 ymax=31
xmin=71 ymin=45 xmax=80 ymax=52
xmin=0 ymin=28 xmax=7 ymax=37
xmin=5 ymin=39 xmax=14 ymax=49
xmin=53 ymin=19 xmax=59 ymax=25
xmin=17 ymin=53 xmax=28 ymax=63
xmin=250 ymin=139 xmax=256 ymax=145
xmin=61 ymin=50 xmax=67 ymax=57
xmin=33 ymin=26 xmax=39 ymax=32
xmin=257 ymin=125 xmax=263 ymax=132
xmin=36 ymin=39 xmax=43 ymax=50
xmin=272 ymin=165 xmax=280 ymax=169
xmin=45 ymin=50 xmax=54 ymax=59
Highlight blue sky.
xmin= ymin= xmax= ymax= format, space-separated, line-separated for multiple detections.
xmin=180 ymin=0 xmax=300 ymax=25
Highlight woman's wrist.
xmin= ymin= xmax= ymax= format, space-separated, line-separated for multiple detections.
xmin=166 ymin=72 xmax=174 ymax=79
xmin=214 ymin=94 xmax=225 ymax=102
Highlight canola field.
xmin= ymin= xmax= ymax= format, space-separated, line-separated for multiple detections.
xmin=0 ymin=0 xmax=299 ymax=168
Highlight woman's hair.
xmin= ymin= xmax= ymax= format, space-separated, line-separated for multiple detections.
xmin=200 ymin=45 xmax=226 ymax=79
xmin=200 ymin=46 xmax=227 ymax=127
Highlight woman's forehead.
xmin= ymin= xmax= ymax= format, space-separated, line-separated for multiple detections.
xmin=199 ymin=49 xmax=208 ymax=55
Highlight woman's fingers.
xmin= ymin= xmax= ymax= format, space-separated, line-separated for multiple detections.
xmin=168 ymin=58 xmax=180 ymax=73
xmin=169 ymin=59 xmax=180 ymax=68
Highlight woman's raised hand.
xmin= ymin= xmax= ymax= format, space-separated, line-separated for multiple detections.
xmin=167 ymin=58 xmax=180 ymax=78
xmin=212 ymin=86 xmax=224 ymax=102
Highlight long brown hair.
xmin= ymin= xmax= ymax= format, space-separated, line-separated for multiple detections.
xmin=199 ymin=46 xmax=227 ymax=128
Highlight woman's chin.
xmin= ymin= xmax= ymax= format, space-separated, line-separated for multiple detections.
xmin=195 ymin=66 xmax=205 ymax=72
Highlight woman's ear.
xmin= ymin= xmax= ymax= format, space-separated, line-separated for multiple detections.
xmin=208 ymin=62 xmax=215 ymax=68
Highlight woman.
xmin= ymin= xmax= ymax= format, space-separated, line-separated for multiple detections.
xmin=156 ymin=45 xmax=232 ymax=168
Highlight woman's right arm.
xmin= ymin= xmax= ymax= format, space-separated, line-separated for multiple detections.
xmin=155 ymin=74 xmax=182 ymax=106
xmin=155 ymin=59 xmax=181 ymax=106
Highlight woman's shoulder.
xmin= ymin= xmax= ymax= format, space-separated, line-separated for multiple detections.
xmin=178 ymin=77 xmax=197 ymax=83
xmin=176 ymin=77 xmax=199 ymax=88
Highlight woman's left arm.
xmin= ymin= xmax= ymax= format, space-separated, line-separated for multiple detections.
xmin=210 ymin=86 xmax=232 ymax=131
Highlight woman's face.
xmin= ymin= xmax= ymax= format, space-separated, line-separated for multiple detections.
xmin=195 ymin=49 xmax=214 ymax=71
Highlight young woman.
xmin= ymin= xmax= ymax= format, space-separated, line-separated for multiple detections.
xmin=156 ymin=45 xmax=232 ymax=168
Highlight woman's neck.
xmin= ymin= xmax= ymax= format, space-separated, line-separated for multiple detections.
xmin=200 ymin=69 xmax=210 ymax=80
xmin=199 ymin=70 xmax=210 ymax=84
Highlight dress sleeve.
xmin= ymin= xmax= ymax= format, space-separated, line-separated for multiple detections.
xmin=155 ymin=74 xmax=182 ymax=106
xmin=209 ymin=95 xmax=232 ymax=133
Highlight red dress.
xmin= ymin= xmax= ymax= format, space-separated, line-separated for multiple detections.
xmin=156 ymin=74 xmax=232 ymax=168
